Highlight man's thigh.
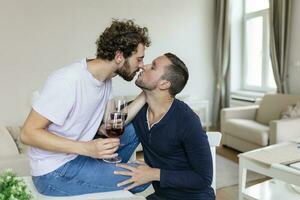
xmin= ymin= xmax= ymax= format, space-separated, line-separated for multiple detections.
xmin=33 ymin=155 xmax=149 ymax=196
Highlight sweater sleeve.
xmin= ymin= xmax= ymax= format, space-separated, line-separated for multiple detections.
xmin=159 ymin=117 xmax=213 ymax=190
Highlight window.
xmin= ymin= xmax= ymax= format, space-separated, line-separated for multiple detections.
xmin=242 ymin=0 xmax=276 ymax=91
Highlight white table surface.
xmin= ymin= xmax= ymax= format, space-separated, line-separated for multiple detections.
xmin=238 ymin=143 xmax=300 ymax=200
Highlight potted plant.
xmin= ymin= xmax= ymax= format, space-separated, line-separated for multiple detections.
xmin=0 ymin=169 xmax=33 ymax=200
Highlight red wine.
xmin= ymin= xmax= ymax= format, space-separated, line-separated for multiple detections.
xmin=110 ymin=112 xmax=122 ymax=119
xmin=110 ymin=112 xmax=127 ymax=121
xmin=122 ymin=113 xmax=128 ymax=121
xmin=106 ymin=127 xmax=124 ymax=138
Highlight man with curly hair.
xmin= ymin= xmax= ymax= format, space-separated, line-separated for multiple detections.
xmin=21 ymin=19 xmax=151 ymax=196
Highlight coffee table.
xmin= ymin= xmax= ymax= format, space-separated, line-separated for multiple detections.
xmin=238 ymin=143 xmax=300 ymax=200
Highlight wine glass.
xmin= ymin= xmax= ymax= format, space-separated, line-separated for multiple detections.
xmin=103 ymin=111 xmax=125 ymax=163
xmin=115 ymin=97 xmax=128 ymax=121
xmin=114 ymin=98 xmax=128 ymax=148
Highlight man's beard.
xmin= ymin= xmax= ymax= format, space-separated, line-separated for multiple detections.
xmin=116 ymin=59 xmax=137 ymax=81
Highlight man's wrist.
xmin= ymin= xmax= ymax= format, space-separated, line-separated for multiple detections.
xmin=73 ymin=141 xmax=87 ymax=156
xmin=151 ymin=168 xmax=160 ymax=181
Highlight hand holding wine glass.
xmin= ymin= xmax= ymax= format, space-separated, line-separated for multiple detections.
xmin=102 ymin=100 xmax=126 ymax=163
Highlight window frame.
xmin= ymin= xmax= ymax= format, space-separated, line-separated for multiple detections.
xmin=242 ymin=3 xmax=276 ymax=92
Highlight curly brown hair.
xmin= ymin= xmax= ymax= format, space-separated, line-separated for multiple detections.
xmin=95 ymin=19 xmax=151 ymax=61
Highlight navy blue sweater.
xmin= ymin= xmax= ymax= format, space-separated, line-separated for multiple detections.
xmin=132 ymin=99 xmax=215 ymax=200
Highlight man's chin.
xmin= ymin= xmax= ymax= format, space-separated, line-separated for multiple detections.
xmin=117 ymin=72 xmax=135 ymax=81
xmin=135 ymin=80 xmax=147 ymax=90
xmin=121 ymin=75 xmax=134 ymax=81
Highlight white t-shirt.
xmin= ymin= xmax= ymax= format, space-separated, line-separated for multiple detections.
xmin=29 ymin=59 xmax=112 ymax=176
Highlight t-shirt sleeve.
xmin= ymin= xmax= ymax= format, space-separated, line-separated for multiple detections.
xmin=32 ymin=73 xmax=75 ymax=126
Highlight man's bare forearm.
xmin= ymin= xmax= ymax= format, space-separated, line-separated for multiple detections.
xmin=126 ymin=92 xmax=146 ymax=124
xmin=21 ymin=128 xmax=85 ymax=155
xmin=21 ymin=126 xmax=120 ymax=159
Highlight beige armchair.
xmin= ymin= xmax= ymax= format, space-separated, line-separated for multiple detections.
xmin=221 ymin=94 xmax=300 ymax=152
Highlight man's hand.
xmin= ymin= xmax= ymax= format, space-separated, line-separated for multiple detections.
xmin=114 ymin=162 xmax=160 ymax=190
xmin=82 ymin=138 xmax=120 ymax=159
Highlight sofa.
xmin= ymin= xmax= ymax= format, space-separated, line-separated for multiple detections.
xmin=221 ymin=94 xmax=300 ymax=152
xmin=0 ymin=125 xmax=30 ymax=176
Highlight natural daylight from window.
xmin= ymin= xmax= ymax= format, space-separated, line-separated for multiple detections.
xmin=243 ymin=0 xmax=276 ymax=92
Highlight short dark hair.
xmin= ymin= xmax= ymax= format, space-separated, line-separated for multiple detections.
xmin=162 ymin=53 xmax=189 ymax=97
xmin=96 ymin=19 xmax=151 ymax=60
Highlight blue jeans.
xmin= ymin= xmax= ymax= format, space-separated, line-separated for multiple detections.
xmin=32 ymin=123 xmax=149 ymax=196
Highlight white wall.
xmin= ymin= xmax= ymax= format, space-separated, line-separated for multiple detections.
xmin=288 ymin=0 xmax=300 ymax=95
xmin=0 ymin=0 xmax=215 ymax=126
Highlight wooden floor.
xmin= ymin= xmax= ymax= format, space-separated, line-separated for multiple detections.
xmin=216 ymin=145 xmax=240 ymax=163
xmin=137 ymin=146 xmax=267 ymax=200
xmin=215 ymin=145 xmax=240 ymax=200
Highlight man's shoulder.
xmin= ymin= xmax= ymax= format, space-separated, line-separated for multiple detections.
xmin=174 ymin=99 xmax=199 ymax=121
xmin=172 ymin=99 xmax=204 ymax=139
xmin=48 ymin=59 xmax=85 ymax=84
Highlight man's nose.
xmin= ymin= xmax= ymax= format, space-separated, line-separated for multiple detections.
xmin=140 ymin=64 xmax=148 ymax=70
xmin=138 ymin=61 xmax=144 ymax=68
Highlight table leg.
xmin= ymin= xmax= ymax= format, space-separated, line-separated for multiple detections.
xmin=239 ymin=158 xmax=247 ymax=200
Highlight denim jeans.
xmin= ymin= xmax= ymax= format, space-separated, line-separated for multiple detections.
xmin=32 ymin=123 xmax=150 ymax=196
xmin=146 ymin=193 xmax=167 ymax=200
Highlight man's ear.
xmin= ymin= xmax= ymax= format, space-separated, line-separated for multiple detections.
xmin=159 ymin=80 xmax=171 ymax=90
xmin=115 ymin=51 xmax=125 ymax=66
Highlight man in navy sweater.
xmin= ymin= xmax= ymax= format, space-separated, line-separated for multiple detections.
xmin=114 ymin=53 xmax=215 ymax=200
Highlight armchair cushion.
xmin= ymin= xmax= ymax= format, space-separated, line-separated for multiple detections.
xmin=221 ymin=105 xmax=258 ymax=121
xmin=269 ymin=118 xmax=300 ymax=144
xmin=256 ymin=94 xmax=300 ymax=125
xmin=0 ymin=125 xmax=19 ymax=157
xmin=222 ymin=119 xmax=269 ymax=146
xmin=0 ymin=154 xmax=30 ymax=176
